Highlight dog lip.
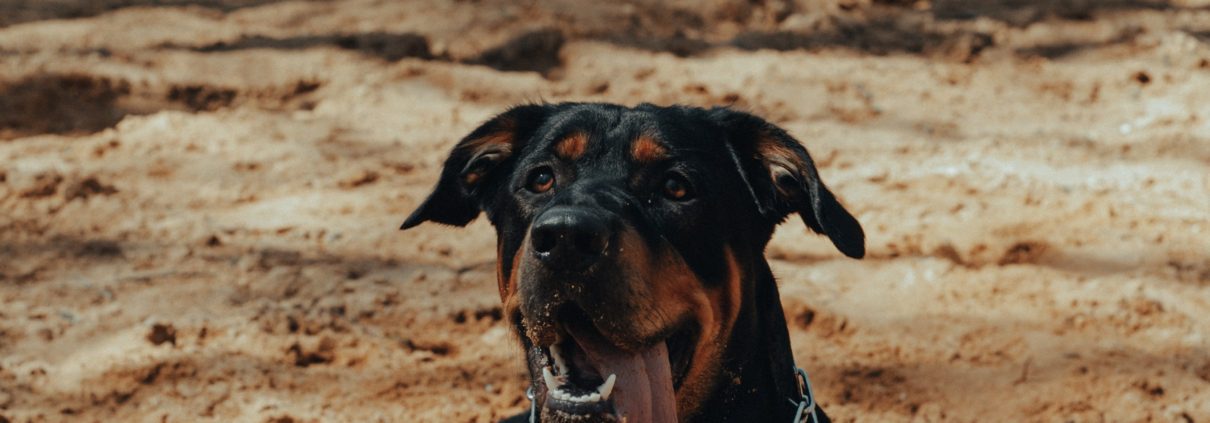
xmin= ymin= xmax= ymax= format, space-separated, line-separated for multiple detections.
xmin=520 ymin=299 xmax=569 ymax=347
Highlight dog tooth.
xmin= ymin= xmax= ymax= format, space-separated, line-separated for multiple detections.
xmin=597 ymin=374 xmax=616 ymax=400
xmin=550 ymin=345 xmax=568 ymax=374
xmin=542 ymin=367 xmax=559 ymax=390
xmin=587 ymin=392 xmax=601 ymax=402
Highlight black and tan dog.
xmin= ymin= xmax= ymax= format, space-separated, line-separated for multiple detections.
xmin=402 ymin=103 xmax=864 ymax=422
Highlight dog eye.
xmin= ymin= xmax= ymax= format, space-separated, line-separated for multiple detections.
xmin=661 ymin=174 xmax=692 ymax=201
xmin=526 ymin=167 xmax=556 ymax=193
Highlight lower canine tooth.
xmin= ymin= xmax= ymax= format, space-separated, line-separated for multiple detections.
xmin=597 ymin=374 xmax=617 ymax=400
xmin=550 ymin=345 xmax=568 ymax=374
xmin=542 ymin=367 xmax=558 ymax=390
xmin=587 ymin=393 xmax=601 ymax=402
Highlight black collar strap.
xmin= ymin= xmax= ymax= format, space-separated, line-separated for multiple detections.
xmin=526 ymin=386 xmax=537 ymax=423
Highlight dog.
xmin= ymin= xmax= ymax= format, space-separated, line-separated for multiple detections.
xmin=402 ymin=103 xmax=864 ymax=422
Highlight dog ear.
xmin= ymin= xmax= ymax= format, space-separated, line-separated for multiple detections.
xmin=710 ymin=108 xmax=865 ymax=258
xmin=401 ymin=104 xmax=550 ymax=230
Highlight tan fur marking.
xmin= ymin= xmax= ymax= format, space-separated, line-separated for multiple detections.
xmin=755 ymin=133 xmax=805 ymax=171
xmin=677 ymin=248 xmax=742 ymax=419
xmin=460 ymin=121 xmax=518 ymax=186
xmin=496 ymin=243 xmax=505 ymax=299
xmin=461 ymin=117 xmax=517 ymax=158
xmin=464 ymin=131 xmax=514 ymax=155
xmin=616 ymin=234 xmax=742 ymax=420
xmin=755 ymin=133 xmax=811 ymax=198
xmin=502 ymin=289 xmax=523 ymax=341
xmin=499 ymin=240 xmax=527 ymax=343
xmin=613 ymin=232 xmax=697 ymax=343
xmin=465 ymin=171 xmax=483 ymax=185
xmin=631 ymin=135 xmax=669 ymax=163
xmin=555 ymin=132 xmax=588 ymax=160
xmin=500 ymin=240 xmax=526 ymax=302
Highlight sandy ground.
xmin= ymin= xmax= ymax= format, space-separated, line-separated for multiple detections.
xmin=1 ymin=1 xmax=1209 ymax=422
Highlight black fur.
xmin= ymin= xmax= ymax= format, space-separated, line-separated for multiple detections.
xmin=404 ymin=103 xmax=861 ymax=422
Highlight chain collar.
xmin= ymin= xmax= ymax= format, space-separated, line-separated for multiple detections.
xmin=526 ymin=386 xmax=537 ymax=423
xmin=789 ymin=366 xmax=819 ymax=423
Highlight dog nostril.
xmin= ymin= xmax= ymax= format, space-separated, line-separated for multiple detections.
xmin=532 ymin=230 xmax=557 ymax=254
xmin=573 ymin=232 xmax=605 ymax=255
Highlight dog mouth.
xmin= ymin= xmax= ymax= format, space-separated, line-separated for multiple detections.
xmin=528 ymin=306 xmax=697 ymax=423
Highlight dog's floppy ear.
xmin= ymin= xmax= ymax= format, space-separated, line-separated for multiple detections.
xmin=710 ymin=108 xmax=865 ymax=258
xmin=401 ymin=104 xmax=550 ymax=230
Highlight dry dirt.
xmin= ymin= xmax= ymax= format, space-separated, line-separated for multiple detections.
xmin=1 ymin=1 xmax=1209 ymax=422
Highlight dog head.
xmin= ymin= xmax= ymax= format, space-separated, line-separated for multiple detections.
xmin=403 ymin=103 xmax=863 ymax=422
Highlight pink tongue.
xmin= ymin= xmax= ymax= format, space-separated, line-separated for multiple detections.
xmin=568 ymin=329 xmax=677 ymax=423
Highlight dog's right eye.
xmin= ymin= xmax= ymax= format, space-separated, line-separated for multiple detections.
xmin=661 ymin=173 xmax=693 ymax=201
xmin=526 ymin=167 xmax=556 ymax=193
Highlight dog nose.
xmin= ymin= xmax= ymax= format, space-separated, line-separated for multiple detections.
xmin=530 ymin=207 xmax=609 ymax=270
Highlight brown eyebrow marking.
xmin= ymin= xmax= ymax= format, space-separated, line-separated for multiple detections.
xmin=554 ymin=132 xmax=588 ymax=160
xmin=630 ymin=135 xmax=668 ymax=163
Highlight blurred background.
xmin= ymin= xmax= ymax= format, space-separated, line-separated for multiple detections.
xmin=1 ymin=0 xmax=1208 ymax=421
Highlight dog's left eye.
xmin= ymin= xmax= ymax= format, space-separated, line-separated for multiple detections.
xmin=526 ymin=167 xmax=556 ymax=193
xmin=661 ymin=174 xmax=692 ymax=201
